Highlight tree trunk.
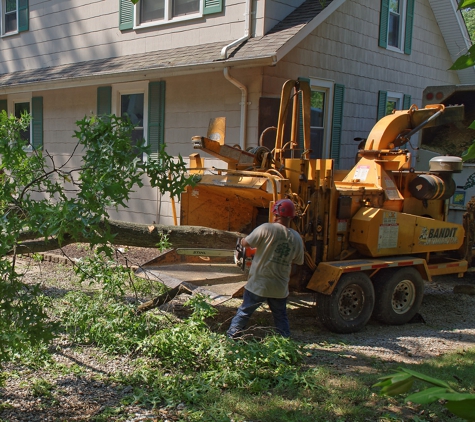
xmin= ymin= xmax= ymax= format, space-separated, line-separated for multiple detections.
xmin=16 ymin=220 xmax=241 ymax=255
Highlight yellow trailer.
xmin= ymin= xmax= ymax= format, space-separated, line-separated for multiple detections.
xmin=169 ymin=80 xmax=472 ymax=333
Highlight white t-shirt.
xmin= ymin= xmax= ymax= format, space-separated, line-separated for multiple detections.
xmin=244 ymin=222 xmax=304 ymax=298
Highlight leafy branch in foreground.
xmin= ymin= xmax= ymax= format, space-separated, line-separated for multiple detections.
xmin=374 ymin=367 xmax=475 ymax=421
xmin=0 ymin=111 xmax=193 ymax=367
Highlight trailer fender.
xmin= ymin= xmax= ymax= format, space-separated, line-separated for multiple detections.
xmin=306 ymin=257 xmax=431 ymax=295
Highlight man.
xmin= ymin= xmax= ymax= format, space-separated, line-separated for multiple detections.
xmin=227 ymin=198 xmax=305 ymax=338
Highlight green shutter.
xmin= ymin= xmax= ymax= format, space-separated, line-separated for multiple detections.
xmin=379 ymin=0 xmax=389 ymax=48
xmin=148 ymin=81 xmax=166 ymax=161
xmin=0 ymin=100 xmax=7 ymax=113
xmin=404 ymin=0 xmax=415 ymax=55
xmin=97 ymin=86 xmax=112 ymax=116
xmin=31 ymin=96 xmax=43 ymax=150
xmin=18 ymin=0 xmax=29 ymax=32
xmin=330 ymin=84 xmax=344 ymax=169
xmin=204 ymin=0 xmax=223 ymax=15
xmin=119 ymin=0 xmax=134 ymax=30
xmin=377 ymin=91 xmax=388 ymax=121
xmin=403 ymin=94 xmax=412 ymax=110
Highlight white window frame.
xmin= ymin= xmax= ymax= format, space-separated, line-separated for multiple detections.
xmin=309 ymin=78 xmax=334 ymax=159
xmin=134 ymin=0 xmax=202 ymax=29
xmin=1 ymin=0 xmax=19 ymax=36
xmin=111 ymin=81 xmax=149 ymax=161
xmin=386 ymin=0 xmax=407 ymax=53
xmin=8 ymin=92 xmax=32 ymax=151
xmin=387 ymin=91 xmax=404 ymax=113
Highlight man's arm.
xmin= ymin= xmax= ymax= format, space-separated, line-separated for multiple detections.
xmin=241 ymin=237 xmax=250 ymax=247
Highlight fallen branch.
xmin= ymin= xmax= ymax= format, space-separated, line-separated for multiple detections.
xmin=136 ymin=284 xmax=192 ymax=315
xmin=16 ymin=220 xmax=241 ymax=255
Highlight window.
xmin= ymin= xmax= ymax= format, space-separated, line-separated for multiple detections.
xmin=140 ymin=0 xmax=199 ymax=23
xmin=4 ymin=0 xmax=17 ymax=33
xmin=377 ymin=91 xmax=412 ymax=121
xmin=111 ymin=82 xmax=147 ymax=159
xmin=119 ymin=0 xmax=222 ymax=30
xmin=120 ymin=93 xmax=144 ymax=156
xmin=388 ymin=0 xmax=401 ymax=48
xmin=379 ymin=0 xmax=415 ymax=54
xmin=98 ymin=81 xmax=166 ymax=161
xmin=5 ymin=94 xmax=43 ymax=149
xmin=307 ymin=89 xmax=327 ymax=159
xmin=14 ymin=101 xmax=30 ymax=144
xmin=300 ymin=78 xmax=345 ymax=167
xmin=1 ymin=0 xmax=28 ymax=35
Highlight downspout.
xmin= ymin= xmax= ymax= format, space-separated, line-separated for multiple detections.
xmin=222 ymin=0 xmax=253 ymax=150
xmin=220 ymin=0 xmax=252 ymax=60
xmin=224 ymin=67 xmax=248 ymax=150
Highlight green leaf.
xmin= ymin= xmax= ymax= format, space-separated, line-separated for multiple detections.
xmin=374 ymin=372 xmax=414 ymax=396
xmin=458 ymin=0 xmax=475 ymax=9
xmin=445 ymin=398 xmax=475 ymax=420
xmin=450 ymin=45 xmax=475 ymax=70
xmin=405 ymin=387 xmax=449 ymax=405
xmin=398 ymin=368 xmax=451 ymax=389
xmin=439 ymin=393 xmax=475 ymax=402
xmin=462 ymin=142 xmax=475 ymax=162
xmin=469 ymin=120 xmax=475 ymax=130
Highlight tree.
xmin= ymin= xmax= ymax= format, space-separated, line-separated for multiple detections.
xmin=0 ymin=111 xmax=239 ymax=366
xmin=462 ymin=7 xmax=475 ymax=41
xmin=451 ymin=0 xmax=475 ymax=69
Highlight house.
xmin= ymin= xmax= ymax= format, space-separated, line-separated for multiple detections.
xmin=0 ymin=0 xmax=473 ymax=226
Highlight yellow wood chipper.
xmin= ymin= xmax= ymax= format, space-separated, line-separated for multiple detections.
xmin=175 ymin=79 xmax=473 ymax=333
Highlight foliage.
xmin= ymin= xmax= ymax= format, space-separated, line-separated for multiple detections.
xmin=462 ymin=7 xmax=475 ymax=41
xmin=452 ymin=0 xmax=475 ymax=69
xmin=0 ymin=111 xmax=193 ymax=367
xmin=73 ymin=251 xmax=167 ymax=301
xmin=374 ymin=367 xmax=475 ymax=421
xmin=54 ymin=287 xmax=311 ymax=410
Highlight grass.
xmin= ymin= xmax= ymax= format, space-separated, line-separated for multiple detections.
xmin=1 ymin=262 xmax=474 ymax=421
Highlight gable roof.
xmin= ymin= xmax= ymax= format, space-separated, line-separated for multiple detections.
xmin=428 ymin=0 xmax=475 ymax=84
xmin=0 ymin=0 xmax=343 ymax=92
xmin=0 ymin=0 xmax=473 ymax=91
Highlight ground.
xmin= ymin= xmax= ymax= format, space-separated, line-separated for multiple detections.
xmin=1 ymin=244 xmax=475 ymax=421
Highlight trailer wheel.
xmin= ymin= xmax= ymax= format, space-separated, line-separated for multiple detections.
xmin=372 ymin=267 xmax=424 ymax=325
xmin=316 ymin=272 xmax=374 ymax=334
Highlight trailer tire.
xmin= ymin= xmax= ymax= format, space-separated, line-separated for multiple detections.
xmin=372 ymin=267 xmax=424 ymax=325
xmin=316 ymin=272 xmax=374 ymax=334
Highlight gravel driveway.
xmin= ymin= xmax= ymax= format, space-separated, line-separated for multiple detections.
xmin=1 ymin=246 xmax=475 ymax=421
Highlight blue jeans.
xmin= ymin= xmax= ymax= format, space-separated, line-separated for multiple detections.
xmin=227 ymin=289 xmax=290 ymax=338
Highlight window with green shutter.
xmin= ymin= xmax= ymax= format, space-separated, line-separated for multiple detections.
xmin=1 ymin=95 xmax=42 ymax=149
xmin=2 ymin=0 xmax=29 ymax=35
xmin=377 ymin=90 xmax=411 ymax=121
xmin=378 ymin=0 xmax=414 ymax=55
xmin=97 ymin=82 xmax=165 ymax=161
xmin=297 ymin=78 xmax=343 ymax=163
xmin=119 ymin=0 xmax=223 ymax=29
